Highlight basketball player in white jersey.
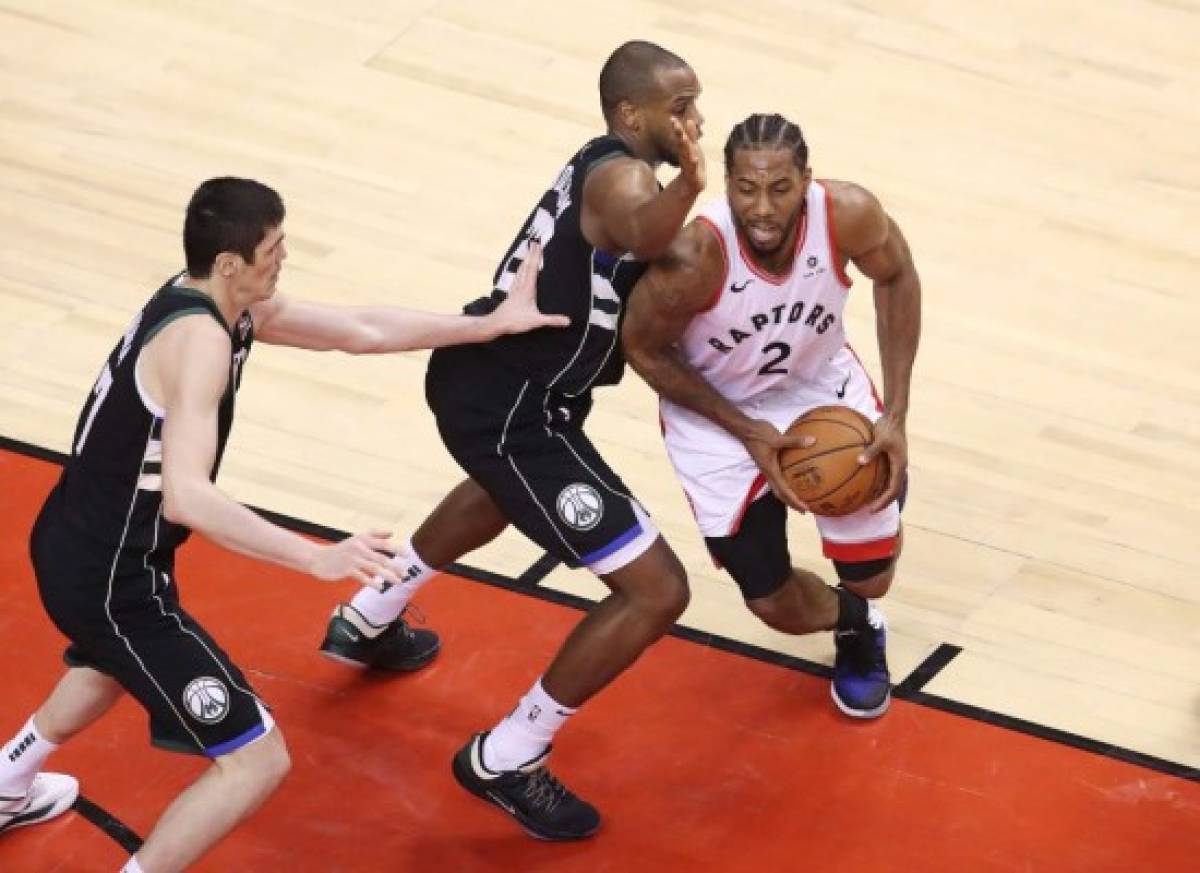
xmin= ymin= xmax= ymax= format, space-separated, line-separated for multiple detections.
xmin=623 ymin=113 xmax=921 ymax=718
xmin=0 ymin=178 xmax=563 ymax=872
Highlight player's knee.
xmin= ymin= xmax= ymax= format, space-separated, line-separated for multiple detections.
xmin=618 ymin=545 xmax=690 ymax=627
xmin=264 ymin=729 xmax=292 ymax=783
xmin=220 ymin=726 xmax=291 ymax=790
xmin=251 ymin=729 xmax=291 ymax=791
xmin=835 ymin=556 xmax=897 ymax=599
xmin=641 ymin=563 xmax=690 ymax=627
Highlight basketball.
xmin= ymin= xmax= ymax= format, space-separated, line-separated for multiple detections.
xmin=777 ymin=405 xmax=888 ymax=517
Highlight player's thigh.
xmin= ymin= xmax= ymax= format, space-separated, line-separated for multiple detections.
xmin=78 ymin=585 xmax=272 ymax=758
xmin=704 ymin=492 xmax=793 ymax=601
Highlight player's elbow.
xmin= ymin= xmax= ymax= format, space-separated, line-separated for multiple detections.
xmin=622 ymin=337 xmax=655 ymax=376
xmin=342 ymin=324 xmax=385 ymax=355
xmin=626 ymin=350 xmax=674 ymax=395
xmin=161 ymin=476 xmax=202 ymax=528
xmin=627 ymin=237 xmax=671 ymax=263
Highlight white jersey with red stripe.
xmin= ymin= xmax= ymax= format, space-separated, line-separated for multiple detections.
xmin=673 ymin=180 xmax=852 ymax=401
xmin=659 ymin=182 xmax=900 ymax=560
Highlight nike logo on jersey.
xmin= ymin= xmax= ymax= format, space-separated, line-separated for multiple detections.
xmin=836 ymin=375 xmax=851 ymax=399
xmin=730 ymin=279 xmax=753 ymax=293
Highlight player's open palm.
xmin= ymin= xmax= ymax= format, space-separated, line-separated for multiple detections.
xmin=310 ymin=530 xmax=400 ymax=589
xmin=671 ymin=117 xmax=705 ymax=194
xmin=861 ymin=413 xmax=907 ymax=512
xmin=741 ymin=418 xmax=813 ymax=513
xmin=492 ymin=240 xmax=570 ymax=335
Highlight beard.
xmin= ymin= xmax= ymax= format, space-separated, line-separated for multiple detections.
xmin=652 ymin=126 xmax=681 ymax=168
xmin=736 ymin=203 xmax=803 ymax=257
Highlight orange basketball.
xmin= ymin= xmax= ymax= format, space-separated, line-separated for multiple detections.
xmin=777 ymin=405 xmax=888 ymax=517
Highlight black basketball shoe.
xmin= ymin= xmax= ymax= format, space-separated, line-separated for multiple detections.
xmin=452 ymin=732 xmax=600 ymax=841
xmin=319 ymin=604 xmax=439 ymax=671
xmin=832 ymin=602 xmax=891 ymax=718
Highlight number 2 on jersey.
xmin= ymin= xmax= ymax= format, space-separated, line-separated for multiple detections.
xmin=758 ymin=341 xmax=792 ymax=376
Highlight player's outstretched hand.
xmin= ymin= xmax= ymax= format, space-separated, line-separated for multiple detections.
xmin=741 ymin=419 xmax=814 ymax=513
xmin=670 ymin=117 xmax=706 ymax=195
xmin=309 ymin=530 xmax=400 ymax=589
xmin=861 ymin=413 xmax=907 ymax=513
xmin=490 ymin=240 xmax=570 ymax=335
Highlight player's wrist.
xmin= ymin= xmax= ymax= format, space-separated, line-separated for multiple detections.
xmin=670 ymin=172 xmax=703 ymax=200
xmin=296 ymin=538 xmax=324 ymax=577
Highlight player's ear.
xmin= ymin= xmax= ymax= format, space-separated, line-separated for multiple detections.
xmin=214 ymin=252 xmax=240 ymax=278
xmin=617 ymin=99 xmax=641 ymax=133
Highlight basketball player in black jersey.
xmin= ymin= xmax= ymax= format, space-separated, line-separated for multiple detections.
xmin=321 ymin=40 xmax=704 ymax=840
xmin=0 ymin=178 xmax=562 ymax=872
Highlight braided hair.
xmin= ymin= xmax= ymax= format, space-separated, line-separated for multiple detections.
xmin=723 ymin=113 xmax=808 ymax=173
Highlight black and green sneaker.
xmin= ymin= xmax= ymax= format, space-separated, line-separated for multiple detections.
xmin=319 ymin=604 xmax=439 ymax=671
xmin=452 ymin=732 xmax=600 ymax=841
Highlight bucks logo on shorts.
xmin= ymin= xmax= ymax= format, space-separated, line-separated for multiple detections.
xmin=183 ymin=676 xmax=230 ymax=724
xmin=556 ymin=483 xmax=604 ymax=531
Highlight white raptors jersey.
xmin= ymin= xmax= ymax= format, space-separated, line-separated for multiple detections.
xmin=675 ymin=180 xmax=851 ymax=400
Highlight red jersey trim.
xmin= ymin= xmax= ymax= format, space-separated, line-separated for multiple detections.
xmin=695 ymin=215 xmax=728 ymax=313
xmin=824 ymin=184 xmax=853 ymax=289
xmin=844 ymin=342 xmax=884 ymax=413
xmin=728 ymin=473 xmax=769 ymax=537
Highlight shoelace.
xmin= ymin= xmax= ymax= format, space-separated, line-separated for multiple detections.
xmin=839 ymin=627 xmax=885 ymax=674
xmin=390 ymin=605 xmax=428 ymax=641
xmin=522 ymin=768 xmax=568 ymax=813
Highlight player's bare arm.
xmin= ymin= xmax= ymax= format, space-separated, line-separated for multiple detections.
xmin=623 ymin=222 xmax=810 ymax=511
xmin=249 ymin=242 xmax=564 ymax=352
xmin=581 ymin=118 xmax=704 ymax=261
xmin=150 ymin=316 xmax=401 ymax=588
xmin=828 ymin=181 xmax=921 ymax=511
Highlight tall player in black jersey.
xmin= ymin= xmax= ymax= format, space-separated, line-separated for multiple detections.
xmin=0 ymin=178 xmax=562 ymax=872
xmin=321 ymin=40 xmax=704 ymax=841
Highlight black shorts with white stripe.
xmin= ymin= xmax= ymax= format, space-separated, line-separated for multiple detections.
xmin=426 ymin=343 xmax=658 ymax=575
xmin=31 ymin=498 xmax=272 ymax=758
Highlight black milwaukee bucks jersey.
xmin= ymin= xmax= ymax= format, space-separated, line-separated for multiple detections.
xmin=51 ymin=275 xmax=253 ymax=568
xmin=464 ymin=135 xmax=651 ymax=396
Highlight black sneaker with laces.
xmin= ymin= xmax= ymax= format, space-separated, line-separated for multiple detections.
xmin=832 ymin=602 xmax=891 ymax=718
xmin=319 ymin=604 xmax=439 ymax=671
xmin=451 ymin=732 xmax=600 ymax=841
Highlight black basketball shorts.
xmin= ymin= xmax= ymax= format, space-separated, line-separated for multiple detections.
xmin=31 ymin=503 xmax=272 ymax=758
xmin=426 ymin=344 xmax=659 ymax=575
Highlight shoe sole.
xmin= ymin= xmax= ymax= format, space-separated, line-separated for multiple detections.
xmin=831 ymin=684 xmax=891 ymax=719
xmin=318 ymin=640 xmax=440 ymax=672
xmin=450 ymin=751 xmax=599 ymax=842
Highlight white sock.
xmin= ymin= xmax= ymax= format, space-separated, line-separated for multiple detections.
xmin=0 ymin=716 xmax=58 ymax=798
xmin=120 ymin=857 xmax=145 ymax=873
xmin=348 ymin=539 xmax=437 ymax=631
xmin=482 ymin=679 xmax=576 ymax=772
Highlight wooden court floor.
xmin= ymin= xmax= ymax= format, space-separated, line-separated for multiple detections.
xmin=1 ymin=0 xmax=1199 ymax=869
xmin=2 ymin=443 xmax=1198 ymax=871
